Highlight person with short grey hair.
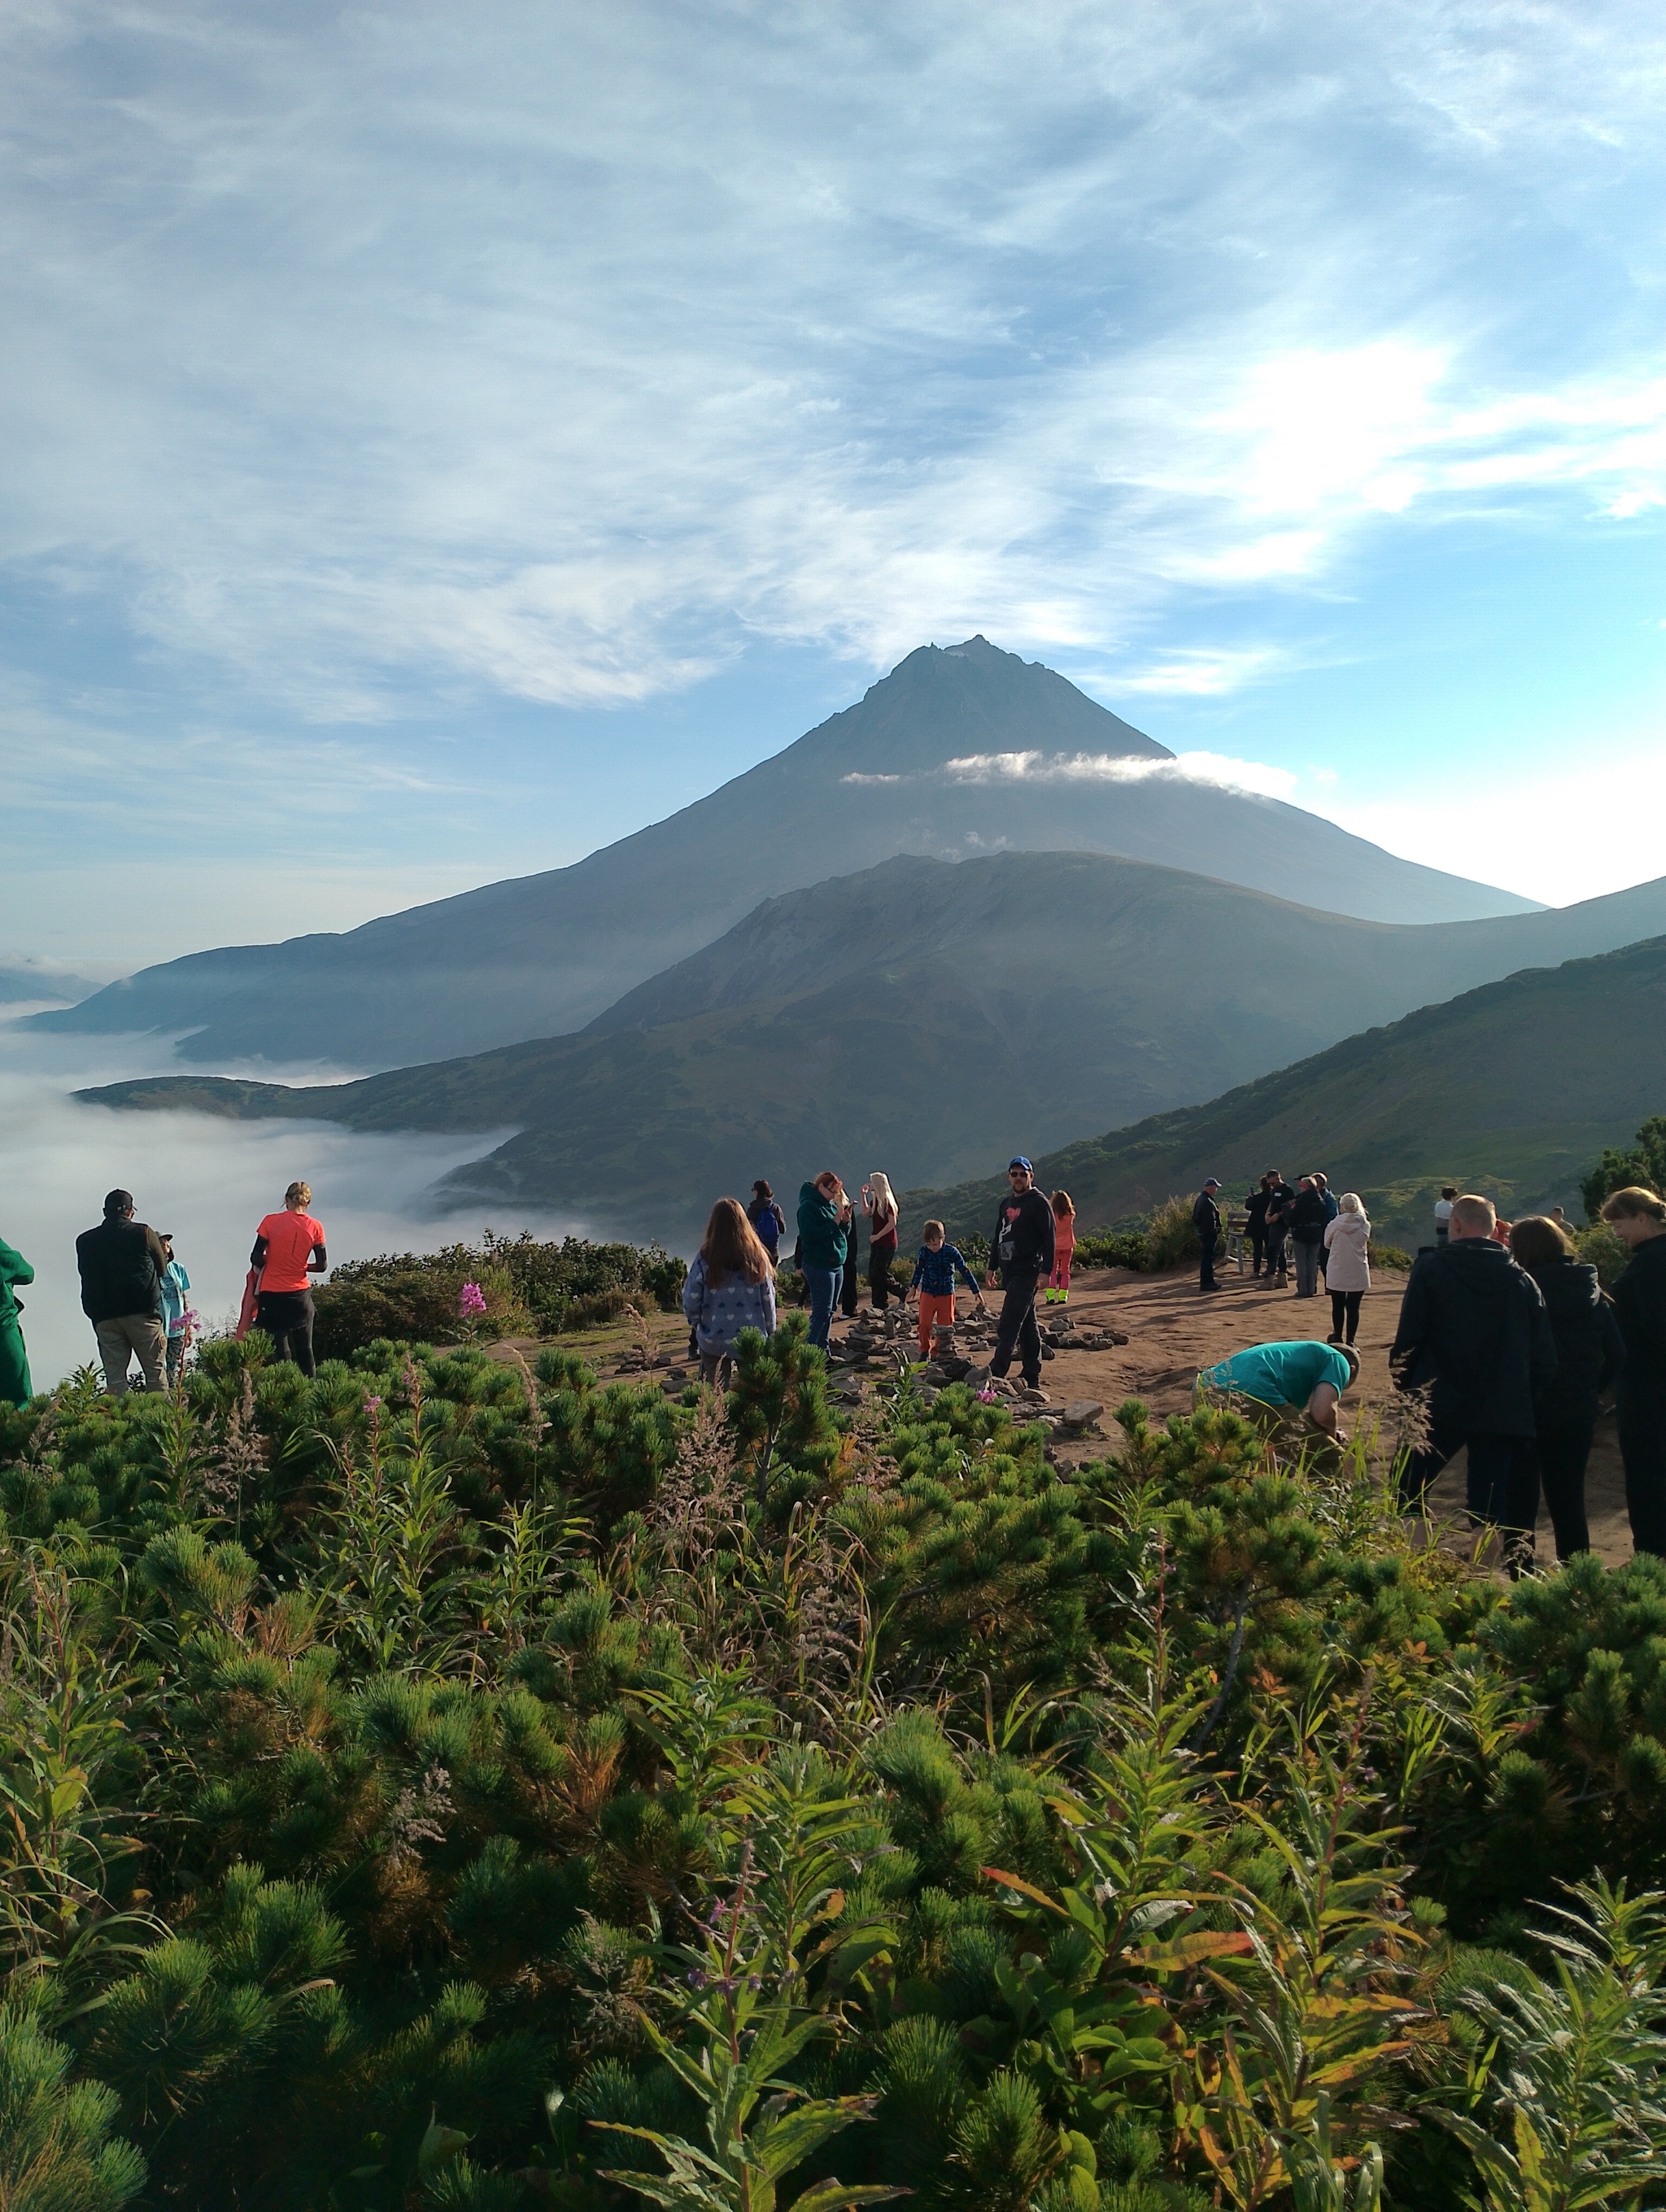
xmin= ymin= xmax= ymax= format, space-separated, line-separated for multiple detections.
xmin=76 ymin=1188 xmax=169 ymax=1395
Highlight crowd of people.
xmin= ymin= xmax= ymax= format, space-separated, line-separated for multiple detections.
xmin=0 ymin=1180 xmax=329 ymax=1404
xmin=4 ymin=1152 xmax=1664 ymax=1576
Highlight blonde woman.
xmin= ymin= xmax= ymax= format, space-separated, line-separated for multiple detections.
xmin=1323 ymin=1192 xmax=1371 ymax=1347
xmin=862 ymin=1170 xmax=900 ymax=1310
xmin=251 ymin=1179 xmax=328 ymax=1375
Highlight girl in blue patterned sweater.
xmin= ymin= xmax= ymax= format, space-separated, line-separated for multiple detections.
xmin=683 ymin=1198 xmax=778 ymax=1389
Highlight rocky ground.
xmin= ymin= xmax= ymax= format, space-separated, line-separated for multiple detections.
xmin=504 ymin=1256 xmax=1635 ymax=1572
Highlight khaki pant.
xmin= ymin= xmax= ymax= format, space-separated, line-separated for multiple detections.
xmin=94 ymin=1313 xmax=168 ymax=1396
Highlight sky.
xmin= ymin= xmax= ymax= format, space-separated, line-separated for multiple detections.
xmin=2 ymin=0 xmax=1664 ymax=970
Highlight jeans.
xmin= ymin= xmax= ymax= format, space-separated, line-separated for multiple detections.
xmin=94 ymin=1313 xmax=168 ymax=1396
xmin=1533 ymin=1415 xmax=1594 ymax=1558
xmin=1199 ymin=1234 xmax=1219 ymax=1290
xmin=990 ymin=1272 xmax=1042 ymax=1387
xmin=166 ymin=1332 xmax=187 ymax=1385
xmin=1293 ymin=1240 xmax=1321 ymax=1297
xmin=803 ymin=1266 xmax=841 ymax=1350
xmin=1249 ymin=1227 xmax=1267 ymax=1276
xmin=1618 ymin=1407 xmax=1666 ymax=1557
xmin=256 ymin=1289 xmax=316 ymax=1377
xmin=698 ymin=1351 xmax=734 ymax=1391
xmin=1400 ymin=1422 xmax=1539 ymax=1557
xmin=1329 ymin=1291 xmax=1362 ymax=1344
xmin=1265 ymin=1228 xmax=1288 ymax=1279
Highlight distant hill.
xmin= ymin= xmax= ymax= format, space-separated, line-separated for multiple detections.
xmin=0 ymin=961 xmax=97 ymax=1005
xmin=74 ymin=850 xmax=1664 ymax=1248
xmin=31 ymin=635 xmax=1537 ymax=1070
xmin=907 ymin=935 xmax=1666 ymax=1252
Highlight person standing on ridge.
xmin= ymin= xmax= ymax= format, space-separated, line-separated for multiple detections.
xmin=1600 ymin=1185 xmax=1666 ymax=1556
xmin=159 ymin=1233 xmax=193 ymax=1387
xmin=0 ymin=1230 xmax=34 ymax=1406
xmin=251 ymin=1181 xmax=328 ymax=1377
xmin=1046 ymin=1190 xmax=1076 ymax=1304
xmin=76 ymin=1189 xmax=169 ymax=1395
xmin=1244 ymin=1173 xmax=1275 ymax=1279
xmin=1288 ymin=1176 xmax=1328 ymax=1300
xmin=1263 ymin=1171 xmax=1295 ymax=1287
xmin=747 ymin=1181 xmax=786 ymax=1269
xmin=908 ymin=1220 xmax=985 ymax=1360
xmin=862 ymin=1171 xmax=900 ymax=1310
xmin=1508 ymin=1213 xmax=1625 ymax=1562
xmin=1434 ymin=1187 xmax=1457 ymax=1245
xmin=982 ymin=1157 xmax=1054 ymax=1394
xmin=1390 ymin=1192 xmax=1555 ymax=1568
xmin=1193 ymin=1179 xmax=1223 ymax=1292
xmin=1323 ymin=1193 xmax=1371 ymax=1347
xmin=682 ymin=1199 xmax=777 ymax=1391
xmin=1314 ymin=1173 xmax=1340 ymax=1285
xmin=796 ymin=1172 xmax=851 ymax=1352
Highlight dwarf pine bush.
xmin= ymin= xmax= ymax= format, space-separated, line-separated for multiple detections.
xmin=3 ymin=1326 xmax=1666 ymax=2208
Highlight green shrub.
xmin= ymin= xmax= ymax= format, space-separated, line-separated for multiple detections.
xmin=1141 ymin=1193 xmax=1200 ymax=1270
xmin=1580 ymin=1113 xmax=1666 ymax=1221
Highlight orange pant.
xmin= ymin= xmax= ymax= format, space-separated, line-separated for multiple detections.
xmin=917 ymin=1291 xmax=956 ymax=1357
xmin=1049 ymin=1251 xmax=1072 ymax=1293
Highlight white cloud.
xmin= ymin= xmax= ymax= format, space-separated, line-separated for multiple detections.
xmin=0 ymin=0 xmax=1663 ymax=717
xmin=941 ymin=749 xmax=1300 ymax=800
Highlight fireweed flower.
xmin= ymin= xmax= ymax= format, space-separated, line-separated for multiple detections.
xmin=459 ymin=1282 xmax=488 ymax=1318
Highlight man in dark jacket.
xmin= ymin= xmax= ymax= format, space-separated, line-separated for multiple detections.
xmin=1601 ymin=1185 xmax=1666 ymax=1556
xmin=982 ymin=1156 xmax=1055 ymax=1392
xmin=76 ymin=1188 xmax=170 ymax=1396
xmin=1390 ymin=1193 xmax=1556 ymax=1554
xmin=1193 ymin=1179 xmax=1223 ymax=1292
xmin=1263 ymin=1174 xmax=1295 ymax=1285
xmin=1288 ymin=1177 xmax=1329 ymax=1300
xmin=1244 ymin=1173 xmax=1276 ymax=1278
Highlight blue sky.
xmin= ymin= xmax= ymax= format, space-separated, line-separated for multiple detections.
xmin=2 ymin=0 xmax=1664 ymax=969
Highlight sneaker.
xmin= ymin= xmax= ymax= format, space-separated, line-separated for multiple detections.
xmin=1058 ymin=1291 xmax=1069 ymax=1304
xmin=1044 ymin=1287 xmax=1056 ymax=1304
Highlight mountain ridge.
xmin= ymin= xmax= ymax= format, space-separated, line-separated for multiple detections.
xmin=30 ymin=636 xmax=1537 ymax=1070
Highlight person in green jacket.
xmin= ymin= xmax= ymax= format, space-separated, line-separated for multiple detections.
xmin=796 ymin=1172 xmax=852 ymax=1351
xmin=0 ymin=1234 xmax=34 ymax=1406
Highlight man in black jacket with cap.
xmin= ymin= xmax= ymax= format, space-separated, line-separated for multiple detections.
xmin=982 ymin=1156 xmax=1055 ymax=1393
xmin=1391 ymin=1192 xmax=1555 ymax=1560
xmin=76 ymin=1188 xmax=170 ymax=1396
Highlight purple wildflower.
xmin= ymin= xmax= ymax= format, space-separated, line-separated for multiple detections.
xmin=459 ymin=1282 xmax=488 ymax=1318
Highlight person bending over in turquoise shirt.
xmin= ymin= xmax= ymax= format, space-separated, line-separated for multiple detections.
xmin=1199 ymin=1339 xmax=1359 ymax=1439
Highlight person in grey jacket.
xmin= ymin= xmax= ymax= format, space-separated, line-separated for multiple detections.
xmin=683 ymin=1198 xmax=778 ymax=1389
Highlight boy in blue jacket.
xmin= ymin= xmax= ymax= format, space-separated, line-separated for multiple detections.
xmin=907 ymin=1221 xmax=985 ymax=1360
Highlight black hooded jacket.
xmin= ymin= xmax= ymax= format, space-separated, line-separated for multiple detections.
xmin=76 ymin=1217 xmax=168 ymax=1324
xmin=1527 ymin=1259 xmax=1625 ymax=1428
xmin=1612 ymin=1232 xmax=1666 ymax=1422
xmin=1390 ymin=1238 xmax=1557 ymax=1438
xmin=990 ymin=1188 xmax=1055 ymax=1281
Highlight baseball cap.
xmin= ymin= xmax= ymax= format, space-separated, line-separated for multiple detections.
xmin=1009 ymin=1156 xmax=1033 ymax=1173
xmin=1203 ymin=1175 xmax=1221 ymax=1188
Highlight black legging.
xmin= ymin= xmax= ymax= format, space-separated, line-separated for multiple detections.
xmin=869 ymin=1238 xmax=897 ymax=1309
xmin=1329 ymin=1290 xmax=1362 ymax=1344
xmin=1619 ymin=1408 xmax=1666 ymax=1557
xmin=256 ymin=1289 xmax=316 ymax=1377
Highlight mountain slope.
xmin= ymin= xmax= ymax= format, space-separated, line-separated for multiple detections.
xmin=74 ymin=847 xmax=1627 ymax=1248
xmin=32 ymin=636 xmax=1536 ymax=1070
xmin=909 ymin=935 xmax=1666 ymax=1252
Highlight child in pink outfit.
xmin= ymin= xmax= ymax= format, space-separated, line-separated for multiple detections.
xmin=1046 ymin=1191 xmax=1076 ymax=1304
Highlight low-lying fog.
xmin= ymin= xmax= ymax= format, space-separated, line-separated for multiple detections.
xmin=0 ymin=1020 xmax=602 ymax=1391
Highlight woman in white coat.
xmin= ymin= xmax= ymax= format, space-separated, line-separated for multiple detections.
xmin=1323 ymin=1194 xmax=1372 ymax=1348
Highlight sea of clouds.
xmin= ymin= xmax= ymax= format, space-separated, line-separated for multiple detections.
xmin=0 ymin=1019 xmax=596 ymax=1393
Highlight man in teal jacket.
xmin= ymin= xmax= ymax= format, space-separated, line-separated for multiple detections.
xmin=0 ymin=1233 xmax=34 ymax=1406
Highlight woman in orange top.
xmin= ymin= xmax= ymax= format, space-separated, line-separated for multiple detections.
xmin=251 ymin=1180 xmax=328 ymax=1375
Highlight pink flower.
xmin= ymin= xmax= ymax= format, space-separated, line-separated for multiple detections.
xmin=364 ymin=1395 xmax=383 ymax=1414
xmin=459 ymin=1282 xmax=488 ymax=1318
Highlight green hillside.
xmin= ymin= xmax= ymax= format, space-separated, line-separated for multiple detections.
xmin=908 ymin=934 xmax=1666 ymax=1250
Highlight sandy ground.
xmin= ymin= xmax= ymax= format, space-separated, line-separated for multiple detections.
xmin=1010 ymin=1258 xmax=1634 ymax=1570
xmin=496 ymin=1256 xmax=1636 ymax=1571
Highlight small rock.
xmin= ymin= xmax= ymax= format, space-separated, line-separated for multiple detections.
xmin=1062 ymin=1400 xmax=1105 ymax=1430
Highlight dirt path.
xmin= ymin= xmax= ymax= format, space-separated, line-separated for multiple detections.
xmin=1020 ymin=1259 xmax=1633 ymax=1570
xmin=492 ymin=1257 xmax=1635 ymax=1571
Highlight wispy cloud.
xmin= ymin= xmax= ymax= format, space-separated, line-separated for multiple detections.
xmin=2 ymin=1 xmax=1663 ymax=721
xmin=943 ymin=750 xmax=1300 ymax=800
